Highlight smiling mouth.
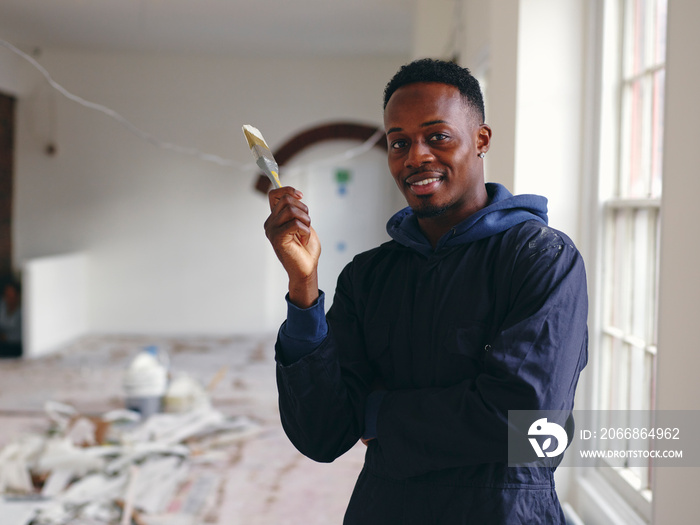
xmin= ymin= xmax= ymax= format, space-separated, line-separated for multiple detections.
xmin=410 ymin=177 xmax=441 ymax=186
xmin=406 ymin=175 xmax=443 ymax=196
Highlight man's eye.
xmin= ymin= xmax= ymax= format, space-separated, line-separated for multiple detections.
xmin=391 ymin=140 xmax=407 ymax=149
xmin=430 ymin=133 xmax=448 ymax=142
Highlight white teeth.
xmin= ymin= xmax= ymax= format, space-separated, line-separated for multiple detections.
xmin=411 ymin=177 xmax=440 ymax=186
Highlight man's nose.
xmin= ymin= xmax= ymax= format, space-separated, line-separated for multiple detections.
xmin=405 ymin=141 xmax=434 ymax=168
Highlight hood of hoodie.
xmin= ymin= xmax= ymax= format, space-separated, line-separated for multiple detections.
xmin=386 ymin=183 xmax=548 ymax=257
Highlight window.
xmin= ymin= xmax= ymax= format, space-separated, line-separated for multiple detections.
xmin=593 ymin=0 xmax=667 ymax=518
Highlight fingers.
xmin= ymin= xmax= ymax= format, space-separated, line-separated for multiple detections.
xmin=264 ymin=187 xmax=312 ymax=247
xmin=263 ymin=186 xmax=321 ymax=288
xmin=265 ymin=212 xmax=312 ymax=248
xmin=268 ymin=186 xmax=304 ymax=212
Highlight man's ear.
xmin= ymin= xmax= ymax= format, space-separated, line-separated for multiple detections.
xmin=477 ymin=124 xmax=492 ymax=154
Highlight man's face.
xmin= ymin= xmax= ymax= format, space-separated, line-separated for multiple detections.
xmin=383 ymin=82 xmax=490 ymax=222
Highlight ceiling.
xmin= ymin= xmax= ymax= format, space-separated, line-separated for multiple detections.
xmin=0 ymin=0 xmax=415 ymax=58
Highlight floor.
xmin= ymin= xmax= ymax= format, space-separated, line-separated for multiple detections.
xmin=0 ymin=333 xmax=366 ymax=524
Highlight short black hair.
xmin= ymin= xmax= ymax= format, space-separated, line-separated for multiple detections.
xmin=383 ymin=58 xmax=485 ymax=122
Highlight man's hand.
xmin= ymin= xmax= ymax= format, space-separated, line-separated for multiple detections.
xmin=264 ymin=187 xmax=321 ymax=309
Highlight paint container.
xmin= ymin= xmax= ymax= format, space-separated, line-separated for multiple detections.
xmin=123 ymin=346 xmax=169 ymax=418
xmin=164 ymin=373 xmax=210 ymax=413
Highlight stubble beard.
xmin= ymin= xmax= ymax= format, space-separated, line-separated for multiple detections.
xmin=411 ymin=197 xmax=451 ymax=219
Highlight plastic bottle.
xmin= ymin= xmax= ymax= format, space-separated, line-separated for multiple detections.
xmin=123 ymin=345 xmax=169 ymax=418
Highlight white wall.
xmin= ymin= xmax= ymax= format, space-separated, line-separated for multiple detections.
xmin=458 ymin=0 xmax=585 ymax=241
xmin=485 ymin=0 xmax=521 ymax=195
xmin=0 ymin=45 xmax=23 ymax=95
xmin=23 ymin=252 xmax=88 ymax=357
xmin=653 ymin=0 xmax=700 ymax=522
xmin=2 ymin=49 xmax=407 ymax=335
xmin=513 ymin=0 xmax=584 ymax=240
xmin=413 ymin=0 xmax=455 ymax=59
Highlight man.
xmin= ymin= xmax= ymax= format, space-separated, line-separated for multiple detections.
xmin=264 ymin=59 xmax=588 ymax=524
xmin=0 ymin=280 xmax=22 ymax=358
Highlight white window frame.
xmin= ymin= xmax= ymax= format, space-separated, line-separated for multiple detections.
xmin=575 ymin=0 xmax=668 ymax=523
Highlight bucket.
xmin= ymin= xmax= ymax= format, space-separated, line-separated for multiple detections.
xmin=123 ymin=346 xmax=169 ymax=418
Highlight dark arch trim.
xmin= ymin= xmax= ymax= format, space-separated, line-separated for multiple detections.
xmin=254 ymin=121 xmax=387 ymax=194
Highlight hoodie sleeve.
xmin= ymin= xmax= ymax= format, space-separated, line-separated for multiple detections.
xmin=276 ymin=292 xmax=329 ymax=365
xmin=275 ymin=263 xmax=377 ymax=463
xmin=366 ymin=228 xmax=588 ymax=478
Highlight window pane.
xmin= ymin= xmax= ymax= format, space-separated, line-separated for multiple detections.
xmin=599 ymin=336 xmax=614 ymax=410
xmin=621 ymin=79 xmax=647 ymax=198
xmin=623 ymin=0 xmax=667 ymax=74
xmin=631 ymin=209 xmax=650 ymax=340
xmin=630 ymin=0 xmax=647 ymax=75
xmin=654 ymin=0 xmax=668 ymax=64
xmin=629 ymin=406 xmax=652 ymax=482
xmin=647 ymin=208 xmax=660 ymax=343
xmin=647 ymin=351 xmax=657 ymax=412
xmin=652 ymin=214 xmax=661 ymax=344
xmin=607 ymin=211 xmax=626 ymax=328
xmin=650 ymin=68 xmax=665 ymax=198
xmin=612 ymin=339 xmax=631 ymax=411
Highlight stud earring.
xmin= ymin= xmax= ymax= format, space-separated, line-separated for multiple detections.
xmin=478 ymin=152 xmax=485 ymax=158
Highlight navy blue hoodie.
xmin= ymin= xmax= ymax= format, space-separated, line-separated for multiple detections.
xmin=276 ymin=183 xmax=588 ymax=524
xmin=387 ymin=182 xmax=548 ymax=256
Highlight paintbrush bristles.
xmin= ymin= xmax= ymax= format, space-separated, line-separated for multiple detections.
xmin=242 ymin=125 xmax=269 ymax=150
xmin=242 ymin=124 xmax=282 ymax=189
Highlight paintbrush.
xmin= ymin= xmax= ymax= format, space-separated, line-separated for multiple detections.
xmin=242 ymin=125 xmax=282 ymax=189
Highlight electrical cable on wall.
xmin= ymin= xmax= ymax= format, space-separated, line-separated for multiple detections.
xmin=0 ymin=39 xmax=249 ymax=169
xmin=0 ymin=38 xmax=384 ymax=175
